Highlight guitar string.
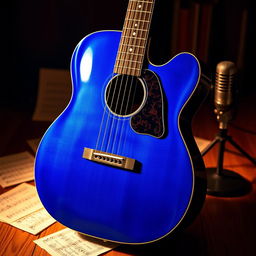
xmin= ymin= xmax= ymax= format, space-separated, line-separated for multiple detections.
xmin=116 ymin=0 xmax=154 ymax=155
xmin=117 ymin=0 xmax=154 ymax=155
xmin=95 ymin=71 xmax=117 ymax=150
xmin=105 ymin=73 xmax=127 ymax=153
xmin=95 ymin=21 xmax=131 ymax=150
xmin=98 ymin=0 xmax=135 ymax=153
xmin=97 ymin=0 xmax=153 ymax=154
xmin=112 ymin=0 xmax=152 ymax=155
xmin=95 ymin=29 xmax=128 ymax=150
xmin=108 ymin=0 xmax=141 ymax=154
xmin=127 ymin=2 xmax=153 ymax=110
xmin=115 ymin=0 xmax=147 ymax=155
xmin=95 ymin=33 xmax=126 ymax=150
xmin=107 ymin=1 xmax=139 ymax=152
xmin=98 ymin=70 xmax=122 ymax=152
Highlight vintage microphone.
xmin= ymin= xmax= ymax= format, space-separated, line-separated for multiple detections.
xmin=201 ymin=61 xmax=255 ymax=197
xmin=214 ymin=61 xmax=236 ymax=129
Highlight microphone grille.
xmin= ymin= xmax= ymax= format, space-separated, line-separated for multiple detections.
xmin=215 ymin=72 xmax=235 ymax=92
xmin=215 ymin=61 xmax=237 ymax=110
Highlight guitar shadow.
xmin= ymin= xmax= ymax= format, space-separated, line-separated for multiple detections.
xmin=77 ymin=229 xmax=206 ymax=255
xmin=115 ymin=231 xmax=206 ymax=256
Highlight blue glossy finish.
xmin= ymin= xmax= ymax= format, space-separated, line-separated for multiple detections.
xmin=35 ymin=31 xmax=200 ymax=244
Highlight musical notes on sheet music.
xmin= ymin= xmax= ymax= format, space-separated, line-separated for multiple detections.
xmin=0 ymin=183 xmax=55 ymax=235
xmin=11 ymin=208 xmax=56 ymax=235
xmin=34 ymin=228 xmax=117 ymax=256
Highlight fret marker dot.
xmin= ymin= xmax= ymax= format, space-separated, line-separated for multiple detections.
xmin=129 ymin=48 xmax=133 ymax=52
xmin=133 ymin=32 xmax=136 ymax=36
xmin=135 ymin=23 xmax=138 ymax=27
xmin=138 ymin=5 xmax=142 ymax=9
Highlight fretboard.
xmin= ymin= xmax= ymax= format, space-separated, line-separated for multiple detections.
xmin=114 ymin=0 xmax=155 ymax=77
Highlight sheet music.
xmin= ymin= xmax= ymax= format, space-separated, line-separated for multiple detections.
xmin=0 ymin=183 xmax=56 ymax=234
xmin=34 ymin=228 xmax=117 ymax=256
xmin=11 ymin=208 xmax=56 ymax=235
xmin=0 ymin=152 xmax=35 ymax=188
xmin=194 ymin=137 xmax=211 ymax=153
xmin=0 ymin=183 xmax=43 ymax=223
xmin=33 ymin=68 xmax=72 ymax=121
xmin=27 ymin=138 xmax=41 ymax=153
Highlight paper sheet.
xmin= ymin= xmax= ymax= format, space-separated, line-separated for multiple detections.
xmin=33 ymin=68 xmax=72 ymax=121
xmin=0 ymin=183 xmax=56 ymax=234
xmin=0 ymin=152 xmax=35 ymax=188
xmin=0 ymin=183 xmax=43 ymax=223
xmin=27 ymin=138 xmax=41 ymax=153
xmin=11 ymin=208 xmax=56 ymax=235
xmin=34 ymin=228 xmax=117 ymax=256
xmin=194 ymin=136 xmax=211 ymax=153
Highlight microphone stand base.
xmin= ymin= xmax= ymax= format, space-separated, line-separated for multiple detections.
xmin=206 ymin=168 xmax=251 ymax=197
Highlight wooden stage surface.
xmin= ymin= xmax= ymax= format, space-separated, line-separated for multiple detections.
xmin=0 ymin=94 xmax=256 ymax=256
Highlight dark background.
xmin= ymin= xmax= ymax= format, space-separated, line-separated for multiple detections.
xmin=2 ymin=0 xmax=256 ymax=113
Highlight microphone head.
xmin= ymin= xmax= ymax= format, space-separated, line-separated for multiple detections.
xmin=216 ymin=61 xmax=237 ymax=75
xmin=215 ymin=61 xmax=237 ymax=112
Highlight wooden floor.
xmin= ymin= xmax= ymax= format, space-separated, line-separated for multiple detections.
xmin=0 ymin=93 xmax=256 ymax=256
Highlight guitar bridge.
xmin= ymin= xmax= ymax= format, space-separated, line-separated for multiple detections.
xmin=82 ymin=147 xmax=138 ymax=171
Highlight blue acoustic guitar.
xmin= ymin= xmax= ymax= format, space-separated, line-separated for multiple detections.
xmin=35 ymin=0 xmax=206 ymax=244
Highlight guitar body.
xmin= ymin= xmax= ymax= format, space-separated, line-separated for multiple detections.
xmin=35 ymin=30 xmax=206 ymax=244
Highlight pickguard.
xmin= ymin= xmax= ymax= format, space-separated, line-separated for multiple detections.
xmin=131 ymin=70 xmax=165 ymax=138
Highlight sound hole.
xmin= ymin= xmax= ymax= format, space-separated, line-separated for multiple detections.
xmin=105 ymin=75 xmax=146 ymax=117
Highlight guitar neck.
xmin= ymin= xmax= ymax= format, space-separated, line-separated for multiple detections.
xmin=114 ymin=0 xmax=155 ymax=77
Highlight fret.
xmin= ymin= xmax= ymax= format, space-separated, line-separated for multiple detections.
xmin=122 ymin=35 xmax=147 ymax=41
xmin=127 ymin=12 xmax=151 ymax=21
xmin=126 ymin=18 xmax=150 ymax=23
xmin=123 ymin=24 xmax=150 ymax=33
xmin=124 ymin=26 xmax=149 ymax=33
xmin=115 ymin=66 xmax=142 ymax=76
xmin=122 ymin=30 xmax=149 ymax=41
xmin=122 ymin=26 xmax=150 ymax=39
xmin=126 ymin=18 xmax=151 ymax=24
xmin=121 ymin=43 xmax=145 ymax=49
xmin=114 ymin=67 xmax=143 ymax=75
xmin=124 ymin=27 xmax=148 ymax=32
xmin=127 ymin=9 xmax=152 ymax=14
xmin=120 ymin=43 xmax=145 ymax=50
xmin=116 ymin=59 xmax=143 ymax=69
xmin=120 ymin=37 xmax=148 ymax=49
xmin=116 ymin=53 xmax=146 ymax=69
xmin=116 ymin=58 xmax=142 ymax=64
xmin=115 ymin=62 xmax=142 ymax=71
xmin=117 ymin=53 xmax=145 ymax=63
xmin=130 ymin=0 xmax=154 ymax=3
xmin=120 ymin=37 xmax=147 ymax=48
xmin=115 ymin=65 xmax=141 ymax=71
xmin=128 ymin=2 xmax=153 ymax=8
xmin=128 ymin=1 xmax=153 ymax=7
xmin=121 ymin=41 xmax=145 ymax=49
xmin=117 ymin=51 xmax=144 ymax=57
xmin=123 ymin=33 xmax=148 ymax=43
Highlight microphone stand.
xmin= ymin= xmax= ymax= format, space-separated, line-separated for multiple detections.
xmin=201 ymin=109 xmax=255 ymax=197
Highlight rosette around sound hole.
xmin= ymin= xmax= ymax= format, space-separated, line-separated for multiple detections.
xmin=105 ymin=75 xmax=146 ymax=117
